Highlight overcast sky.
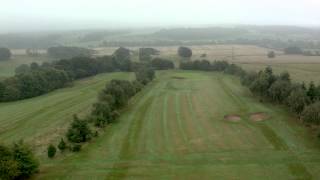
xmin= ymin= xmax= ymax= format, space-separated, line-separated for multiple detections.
xmin=1 ymin=0 xmax=320 ymax=33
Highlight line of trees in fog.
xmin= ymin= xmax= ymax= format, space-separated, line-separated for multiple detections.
xmin=180 ymin=59 xmax=320 ymax=128
xmin=0 ymin=47 xmax=132 ymax=102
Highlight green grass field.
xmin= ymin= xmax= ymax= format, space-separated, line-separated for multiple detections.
xmin=0 ymin=72 xmax=134 ymax=156
xmin=32 ymin=70 xmax=320 ymax=179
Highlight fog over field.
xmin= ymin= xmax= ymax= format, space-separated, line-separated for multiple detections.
xmin=1 ymin=0 xmax=320 ymax=33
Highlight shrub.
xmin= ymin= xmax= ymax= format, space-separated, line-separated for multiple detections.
xmin=47 ymin=144 xmax=56 ymax=158
xmin=71 ymin=144 xmax=82 ymax=152
xmin=58 ymin=138 xmax=67 ymax=151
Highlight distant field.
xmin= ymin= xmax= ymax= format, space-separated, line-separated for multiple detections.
xmin=35 ymin=71 xmax=320 ymax=179
xmin=94 ymin=45 xmax=320 ymax=83
xmin=0 ymin=72 xmax=134 ymax=157
xmin=239 ymin=63 xmax=320 ymax=84
xmin=0 ymin=55 xmax=55 ymax=78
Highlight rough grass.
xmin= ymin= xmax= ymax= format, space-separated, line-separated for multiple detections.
xmin=32 ymin=70 xmax=320 ymax=179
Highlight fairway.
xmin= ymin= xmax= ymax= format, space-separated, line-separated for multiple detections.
xmin=0 ymin=72 xmax=134 ymax=155
xmin=35 ymin=70 xmax=320 ymax=179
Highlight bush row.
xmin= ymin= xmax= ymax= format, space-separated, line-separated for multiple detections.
xmin=47 ymin=65 xmax=155 ymax=157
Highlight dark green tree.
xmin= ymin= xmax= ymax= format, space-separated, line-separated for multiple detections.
xmin=47 ymin=144 xmax=56 ymax=158
xmin=66 ymin=115 xmax=92 ymax=143
xmin=58 ymin=138 xmax=67 ymax=151
xmin=287 ymin=88 xmax=310 ymax=114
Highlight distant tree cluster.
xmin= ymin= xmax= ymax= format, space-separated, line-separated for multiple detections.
xmin=284 ymin=46 xmax=303 ymax=55
xmin=139 ymin=48 xmax=159 ymax=62
xmin=180 ymin=60 xmax=244 ymax=75
xmin=0 ymin=47 xmax=135 ymax=102
xmin=0 ymin=47 xmax=11 ymax=61
xmin=151 ymin=58 xmax=175 ymax=70
xmin=0 ymin=141 xmax=39 ymax=180
xmin=47 ymin=46 xmax=95 ymax=59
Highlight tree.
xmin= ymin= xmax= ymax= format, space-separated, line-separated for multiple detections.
xmin=287 ymin=88 xmax=310 ymax=114
xmin=112 ymin=47 xmax=131 ymax=71
xmin=12 ymin=141 xmax=39 ymax=179
xmin=0 ymin=47 xmax=11 ymax=61
xmin=91 ymin=102 xmax=113 ymax=126
xmin=307 ymin=81 xmax=317 ymax=102
xmin=267 ymin=51 xmax=276 ymax=58
xmin=58 ymin=138 xmax=67 ymax=151
xmin=0 ymin=144 xmax=20 ymax=180
xmin=139 ymin=48 xmax=159 ymax=62
xmin=301 ymin=102 xmax=320 ymax=125
xmin=47 ymin=144 xmax=56 ymax=158
xmin=66 ymin=115 xmax=92 ymax=143
xmin=279 ymin=71 xmax=290 ymax=82
xmin=178 ymin=47 xmax=192 ymax=58
xmin=135 ymin=66 xmax=155 ymax=85
xmin=268 ymin=80 xmax=292 ymax=103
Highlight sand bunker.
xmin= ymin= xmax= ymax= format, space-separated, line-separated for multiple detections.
xmin=224 ymin=114 xmax=241 ymax=122
xmin=250 ymin=112 xmax=269 ymax=122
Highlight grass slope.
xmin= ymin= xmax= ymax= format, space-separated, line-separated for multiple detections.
xmin=35 ymin=70 xmax=320 ymax=179
xmin=0 ymin=72 xmax=134 ymax=156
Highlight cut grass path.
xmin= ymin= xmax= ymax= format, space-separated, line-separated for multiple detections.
xmin=17 ymin=70 xmax=320 ymax=179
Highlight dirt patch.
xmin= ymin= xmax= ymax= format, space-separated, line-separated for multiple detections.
xmin=224 ymin=114 xmax=241 ymax=122
xmin=171 ymin=76 xmax=186 ymax=80
xmin=250 ymin=112 xmax=269 ymax=122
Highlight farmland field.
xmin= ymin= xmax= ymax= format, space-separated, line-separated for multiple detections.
xmin=0 ymin=72 xmax=134 ymax=156
xmin=35 ymin=70 xmax=320 ymax=179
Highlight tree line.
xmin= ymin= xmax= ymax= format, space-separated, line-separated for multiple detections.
xmin=180 ymin=59 xmax=320 ymax=130
xmin=47 ymin=65 xmax=155 ymax=156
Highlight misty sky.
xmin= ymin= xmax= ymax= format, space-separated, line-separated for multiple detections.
xmin=1 ymin=0 xmax=320 ymax=33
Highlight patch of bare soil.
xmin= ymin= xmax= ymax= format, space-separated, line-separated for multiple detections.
xmin=250 ymin=112 xmax=269 ymax=122
xmin=224 ymin=114 xmax=241 ymax=122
